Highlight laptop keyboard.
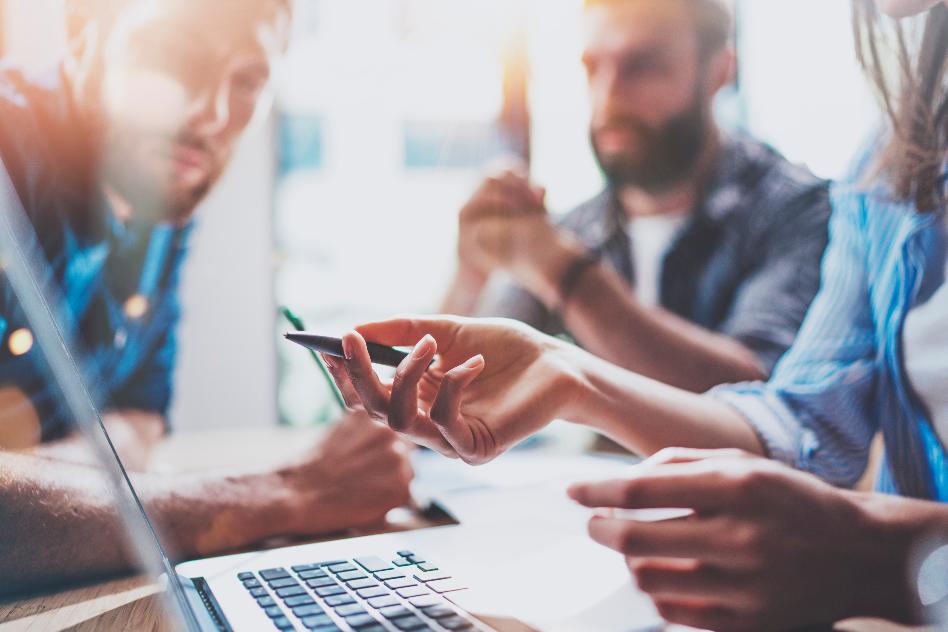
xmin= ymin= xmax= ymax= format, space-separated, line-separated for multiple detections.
xmin=237 ymin=550 xmax=482 ymax=631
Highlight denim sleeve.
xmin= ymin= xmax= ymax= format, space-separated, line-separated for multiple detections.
xmin=709 ymin=188 xmax=881 ymax=487
xmin=108 ymin=304 xmax=178 ymax=426
xmin=718 ymin=184 xmax=832 ymax=374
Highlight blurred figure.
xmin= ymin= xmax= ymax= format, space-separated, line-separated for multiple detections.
xmin=329 ymin=0 xmax=948 ymax=627
xmin=0 ymin=0 xmax=412 ymax=594
xmin=443 ymin=0 xmax=832 ymax=392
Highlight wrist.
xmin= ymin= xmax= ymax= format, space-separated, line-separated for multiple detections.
xmin=846 ymin=492 xmax=928 ymax=622
xmin=515 ymin=235 xmax=585 ymax=309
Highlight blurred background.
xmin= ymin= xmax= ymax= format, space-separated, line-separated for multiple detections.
xmin=0 ymin=0 xmax=879 ymax=431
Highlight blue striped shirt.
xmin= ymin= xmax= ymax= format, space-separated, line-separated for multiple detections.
xmin=712 ymin=183 xmax=948 ymax=500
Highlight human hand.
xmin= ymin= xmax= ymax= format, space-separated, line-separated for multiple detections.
xmin=279 ymin=411 xmax=415 ymax=534
xmin=457 ymin=170 xmax=571 ymax=294
xmin=322 ymin=316 xmax=581 ymax=465
xmin=568 ymin=448 xmax=918 ymax=631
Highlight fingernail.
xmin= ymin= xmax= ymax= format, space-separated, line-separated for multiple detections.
xmin=411 ymin=335 xmax=435 ymax=359
xmin=342 ymin=335 xmax=354 ymax=360
xmin=462 ymin=354 xmax=484 ymax=370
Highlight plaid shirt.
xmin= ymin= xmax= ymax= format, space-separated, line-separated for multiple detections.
xmin=0 ymin=68 xmax=191 ymax=440
xmin=477 ymin=134 xmax=832 ymax=374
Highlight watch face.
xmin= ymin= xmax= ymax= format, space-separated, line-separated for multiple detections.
xmin=915 ymin=539 xmax=948 ymax=623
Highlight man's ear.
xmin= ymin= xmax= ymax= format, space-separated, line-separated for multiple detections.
xmin=705 ymin=44 xmax=737 ymax=96
xmin=63 ymin=8 xmax=99 ymax=74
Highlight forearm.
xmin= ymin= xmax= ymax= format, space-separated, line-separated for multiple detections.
xmin=440 ymin=266 xmax=489 ymax=315
xmin=519 ymin=238 xmax=765 ymax=391
xmin=564 ymin=267 xmax=766 ymax=390
xmin=0 ymin=451 xmax=294 ymax=596
xmin=559 ymin=343 xmax=765 ymax=456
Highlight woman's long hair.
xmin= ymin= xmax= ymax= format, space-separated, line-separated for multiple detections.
xmin=853 ymin=1 xmax=948 ymax=212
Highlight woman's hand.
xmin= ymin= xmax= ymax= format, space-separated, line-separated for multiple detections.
xmin=568 ymin=448 xmax=922 ymax=631
xmin=322 ymin=316 xmax=581 ymax=464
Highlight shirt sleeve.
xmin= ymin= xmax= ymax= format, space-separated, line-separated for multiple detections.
xmin=108 ymin=303 xmax=179 ymax=425
xmin=709 ymin=187 xmax=881 ymax=487
xmin=718 ymin=183 xmax=832 ymax=374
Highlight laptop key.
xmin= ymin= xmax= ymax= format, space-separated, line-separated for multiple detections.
xmin=238 ymin=572 xmax=255 ymax=581
xmin=366 ymin=596 xmax=399 ymax=609
xmin=292 ymin=604 xmax=325 ymax=617
xmin=396 ymin=586 xmax=429 ymax=599
xmin=397 ymin=550 xmax=415 ymax=558
xmin=337 ymin=570 xmax=368 ymax=582
xmin=243 ymin=579 xmax=262 ymax=589
xmin=347 ymin=578 xmax=379 ymax=590
xmin=315 ymin=585 xmax=346 ymax=598
xmin=354 ymin=556 xmax=393 ymax=573
xmin=276 ymin=586 xmax=307 ymax=598
xmin=358 ymin=626 xmax=386 ymax=632
xmin=315 ymin=559 xmax=347 ymax=567
xmin=405 ymin=555 xmax=426 ymax=564
xmin=264 ymin=606 xmax=285 ymax=618
xmin=335 ymin=604 xmax=367 ymax=617
xmin=272 ymin=615 xmax=296 ymax=630
xmin=300 ymin=614 xmax=335 ymax=629
xmin=385 ymin=577 xmax=417 ymax=590
xmin=438 ymin=617 xmax=473 ymax=630
xmin=298 ymin=569 xmax=330 ymax=580
xmin=291 ymin=564 xmax=319 ymax=573
xmin=250 ymin=587 xmax=268 ymax=598
xmin=416 ymin=563 xmax=439 ymax=572
xmin=306 ymin=577 xmax=339 ymax=589
xmin=324 ymin=594 xmax=356 ymax=607
xmin=268 ymin=577 xmax=300 ymax=589
xmin=327 ymin=563 xmax=357 ymax=574
xmin=260 ymin=568 xmax=292 ymax=581
xmin=421 ymin=605 xmax=458 ymax=619
xmin=345 ymin=614 xmax=379 ymax=628
xmin=426 ymin=579 xmax=466 ymax=594
xmin=284 ymin=595 xmax=316 ymax=607
xmin=356 ymin=587 xmax=389 ymax=599
xmin=374 ymin=569 xmax=407 ymax=581
xmin=393 ymin=558 xmax=415 ymax=567
xmin=408 ymin=596 xmax=441 ymax=609
xmin=379 ymin=605 xmax=414 ymax=619
xmin=257 ymin=596 xmax=277 ymax=608
xmin=391 ymin=616 xmax=430 ymax=631
xmin=414 ymin=571 xmax=450 ymax=583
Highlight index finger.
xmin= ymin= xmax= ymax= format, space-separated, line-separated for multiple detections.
xmin=356 ymin=316 xmax=462 ymax=348
xmin=567 ymin=463 xmax=735 ymax=512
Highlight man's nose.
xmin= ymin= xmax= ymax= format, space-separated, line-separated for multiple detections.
xmin=188 ymin=83 xmax=231 ymax=138
xmin=589 ymin=66 xmax=627 ymax=120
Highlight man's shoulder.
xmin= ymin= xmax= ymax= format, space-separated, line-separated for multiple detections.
xmin=727 ymin=134 xmax=828 ymax=200
xmin=709 ymin=134 xmax=831 ymax=228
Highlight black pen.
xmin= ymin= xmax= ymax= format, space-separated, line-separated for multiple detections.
xmin=284 ymin=331 xmax=414 ymax=368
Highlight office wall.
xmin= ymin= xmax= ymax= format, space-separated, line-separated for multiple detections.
xmin=1 ymin=0 xmax=278 ymax=429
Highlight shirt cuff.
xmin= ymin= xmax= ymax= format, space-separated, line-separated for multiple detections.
xmin=707 ymin=382 xmax=811 ymax=469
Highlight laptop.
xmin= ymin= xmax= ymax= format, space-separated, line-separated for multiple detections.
xmin=0 ymin=160 xmax=665 ymax=632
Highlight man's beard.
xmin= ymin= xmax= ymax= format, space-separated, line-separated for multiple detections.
xmin=591 ymin=93 xmax=708 ymax=194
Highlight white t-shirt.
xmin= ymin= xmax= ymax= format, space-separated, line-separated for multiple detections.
xmin=903 ymin=253 xmax=948 ymax=450
xmin=625 ymin=213 xmax=689 ymax=307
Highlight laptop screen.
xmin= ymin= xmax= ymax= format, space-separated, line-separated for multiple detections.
xmin=0 ymin=157 xmax=199 ymax=628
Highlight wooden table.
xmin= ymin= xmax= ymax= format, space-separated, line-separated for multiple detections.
xmin=0 ymin=427 xmax=937 ymax=631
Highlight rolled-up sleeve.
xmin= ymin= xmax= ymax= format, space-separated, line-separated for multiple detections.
xmin=709 ymin=188 xmax=881 ymax=487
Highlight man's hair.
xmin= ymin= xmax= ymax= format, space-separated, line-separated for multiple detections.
xmin=583 ymin=0 xmax=733 ymax=56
